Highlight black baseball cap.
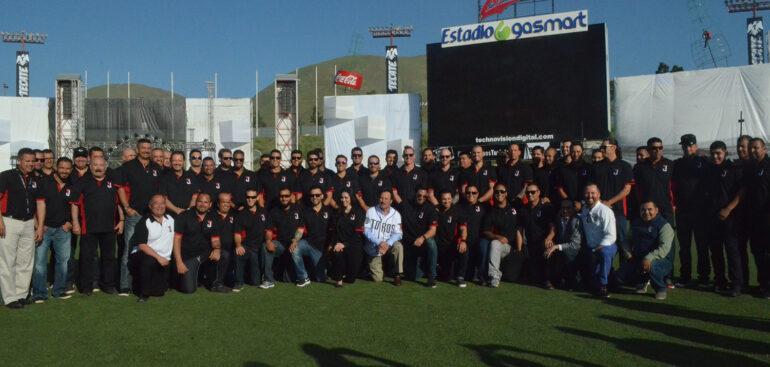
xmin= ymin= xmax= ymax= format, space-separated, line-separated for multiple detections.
xmin=679 ymin=134 xmax=697 ymax=147
xmin=73 ymin=147 xmax=88 ymax=158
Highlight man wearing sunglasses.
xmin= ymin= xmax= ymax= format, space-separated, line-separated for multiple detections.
xmin=428 ymin=148 xmax=460 ymax=206
xmin=460 ymin=184 xmax=489 ymax=284
xmin=519 ymin=184 xmax=556 ymax=289
xmin=187 ymin=149 xmax=203 ymax=177
xmin=159 ymin=151 xmax=200 ymax=217
xmin=258 ymin=149 xmax=297 ymax=210
xmin=461 ymin=145 xmax=496 ymax=205
xmin=393 ymin=146 xmax=427 ymax=206
xmin=233 ymin=189 xmax=268 ymax=291
xmin=32 ymin=149 xmax=44 ymax=177
xmin=231 ymin=149 xmax=260 ymax=211
xmin=296 ymin=150 xmax=333 ymax=207
xmin=330 ymin=155 xmax=366 ymax=210
xmin=347 ymin=147 xmax=369 ymax=178
xmin=260 ymin=188 xmax=304 ymax=289
xmin=402 ymin=187 xmax=438 ymax=287
xmin=359 ymin=155 xmax=392 ymax=211
xmin=289 ymin=149 xmax=305 ymax=178
xmin=291 ymin=186 xmax=334 ymax=286
xmin=633 ymin=137 xmax=674 ymax=224
xmin=485 ymin=184 xmax=523 ymax=288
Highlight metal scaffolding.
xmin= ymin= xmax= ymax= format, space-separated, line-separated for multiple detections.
xmin=274 ymin=74 xmax=299 ymax=168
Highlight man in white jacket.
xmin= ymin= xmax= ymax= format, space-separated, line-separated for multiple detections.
xmin=579 ymin=183 xmax=617 ymax=298
xmin=364 ymin=190 xmax=404 ymax=285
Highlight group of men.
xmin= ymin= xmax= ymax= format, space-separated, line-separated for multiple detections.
xmin=0 ymin=131 xmax=767 ymax=308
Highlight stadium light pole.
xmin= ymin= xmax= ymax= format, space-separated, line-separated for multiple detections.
xmin=368 ymin=25 xmax=413 ymax=46
xmin=0 ymin=30 xmax=47 ymax=51
xmin=725 ymin=0 xmax=770 ymax=17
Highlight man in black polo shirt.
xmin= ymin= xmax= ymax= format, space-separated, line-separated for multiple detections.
xmin=554 ymin=142 xmax=594 ymax=210
xmin=499 ymin=143 xmax=533 ymax=204
xmin=348 ymin=147 xmax=369 ymax=178
xmin=595 ymin=138 xmax=633 ymax=251
xmin=634 ymin=137 xmax=674 ymax=223
xmin=329 ymin=155 xmax=366 ymax=209
xmin=215 ymin=148 xmax=234 ymax=175
xmin=289 ymin=149 xmax=305 ymax=178
xmin=743 ymin=138 xmax=770 ymax=298
xmin=187 ymin=149 xmax=203 ymax=177
xmin=393 ymin=146 xmax=428 ymax=206
xmin=32 ymin=157 xmax=75 ymax=303
xmin=435 ymin=189 xmax=468 ymax=287
xmin=260 ymin=188 xmax=304 ymax=289
xmin=71 ymin=147 xmax=89 ymax=184
xmin=383 ymin=149 xmax=401 ymax=184
xmin=160 ymin=151 xmax=200 ymax=216
xmin=519 ymin=184 xmax=556 ymax=288
xmin=428 ymin=148 xmax=460 ymax=206
xmin=296 ymin=150 xmax=333 ymax=206
xmin=118 ymin=138 xmax=162 ymax=294
xmin=672 ymin=134 xmax=710 ymax=288
xmin=733 ymin=135 xmax=752 ymax=288
xmin=402 ymin=187 xmax=438 ymax=287
xmin=231 ymin=149 xmax=260 ymax=211
xmin=202 ymin=192 xmax=235 ymax=293
xmin=291 ymin=186 xmax=333 ymax=285
xmin=530 ymin=146 xmax=552 ymax=203
xmin=199 ymin=157 xmax=234 ymax=207
xmin=258 ymin=149 xmax=297 ymax=210
xmin=359 ymin=155 xmax=392 ymax=212
xmin=0 ymin=148 xmax=45 ymax=309
xmin=233 ymin=189 xmax=267 ymax=291
xmin=461 ymin=184 xmax=489 ymax=284
xmin=71 ymin=157 xmax=123 ymax=297
xmin=461 ymin=145 xmax=496 ymax=204
xmin=173 ymin=193 xmax=221 ymax=294
xmin=40 ymin=149 xmax=55 ymax=178
xmin=485 ymin=183 xmax=523 ymax=288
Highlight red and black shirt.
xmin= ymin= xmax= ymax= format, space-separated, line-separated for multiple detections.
xmin=118 ymin=158 xmax=162 ymax=211
xmin=435 ymin=205 xmax=467 ymax=247
xmin=266 ymin=204 xmax=304 ymax=244
xmin=235 ymin=206 xmax=268 ymax=250
xmin=69 ymin=175 xmax=119 ymax=234
xmin=204 ymin=210 xmax=236 ymax=250
xmin=301 ymin=205 xmax=334 ymax=250
xmin=360 ymin=172 xmax=393 ymax=208
xmin=401 ymin=200 xmax=438 ymax=243
xmin=482 ymin=204 xmax=522 ymax=244
xmin=331 ymin=207 xmax=365 ymax=247
xmin=159 ymin=170 xmax=200 ymax=213
xmin=173 ymin=210 xmax=212 ymax=261
xmin=40 ymin=176 xmax=73 ymax=227
xmin=0 ymin=168 xmax=42 ymax=220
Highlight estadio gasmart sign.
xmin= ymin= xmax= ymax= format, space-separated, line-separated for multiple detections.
xmin=441 ymin=10 xmax=588 ymax=48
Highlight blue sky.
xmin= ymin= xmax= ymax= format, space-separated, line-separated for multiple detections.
xmin=0 ymin=0 xmax=759 ymax=98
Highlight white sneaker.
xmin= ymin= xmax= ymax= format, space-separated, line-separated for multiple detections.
xmin=635 ymin=281 xmax=650 ymax=294
xmin=259 ymin=281 xmax=275 ymax=289
xmin=296 ymin=278 xmax=311 ymax=287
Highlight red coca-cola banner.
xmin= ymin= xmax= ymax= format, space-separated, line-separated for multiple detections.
xmin=480 ymin=0 xmax=522 ymax=21
xmin=334 ymin=71 xmax=363 ymax=90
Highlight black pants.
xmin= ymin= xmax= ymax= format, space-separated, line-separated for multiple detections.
xmin=734 ymin=215 xmax=751 ymax=287
xmin=205 ymin=249 xmax=232 ymax=288
xmin=178 ymin=255 xmax=204 ymax=294
xmin=527 ymin=243 xmax=559 ymax=284
xmin=709 ymin=217 xmax=743 ymax=288
xmin=129 ymin=251 xmax=169 ymax=297
xmin=676 ymin=210 xmax=709 ymax=282
xmin=437 ymin=245 xmax=469 ymax=281
xmin=332 ymin=244 xmax=363 ymax=283
xmin=79 ymin=232 xmax=115 ymax=293
xmin=234 ymin=245 xmax=262 ymax=286
xmin=748 ymin=216 xmax=770 ymax=289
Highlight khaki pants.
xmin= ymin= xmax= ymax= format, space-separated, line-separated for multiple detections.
xmin=0 ymin=218 xmax=35 ymax=305
xmin=368 ymin=241 xmax=403 ymax=282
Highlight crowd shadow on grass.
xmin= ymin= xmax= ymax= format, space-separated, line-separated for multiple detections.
xmin=463 ymin=344 xmax=602 ymax=367
xmin=601 ymin=315 xmax=770 ymax=355
xmin=302 ymin=343 xmax=410 ymax=367
xmin=556 ymin=327 xmax=769 ymax=367
xmin=602 ymin=297 xmax=770 ymax=332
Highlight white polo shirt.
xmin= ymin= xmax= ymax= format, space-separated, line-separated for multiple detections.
xmin=130 ymin=214 xmax=175 ymax=260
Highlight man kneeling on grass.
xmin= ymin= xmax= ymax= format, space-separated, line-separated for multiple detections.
xmin=129 ymin=194 xmax=174 ymax=303
xmin=363 ymin=190 xmax=404 ymax=285
xmin=612 ymin=200 xmax=674 ymax=300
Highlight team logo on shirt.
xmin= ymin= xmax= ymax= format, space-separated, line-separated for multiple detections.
xmin=206 ymin=220 xmax=212 ymax=228
xmin=65 ymin=188 xmax=71 ymax=197
xmin=447 ymin=216 xmax=453 ymax=223
xmin=759 ymin=169 xmax=765 ymax=177
xmin=152 ymin=169 xmax=158 ymax=177
xmin=319 ymin=178 xmax=324 ymax=184
xmin=350 ymin=214 xmax=356 ymax=220
xmin=475 ymin=205 xmax=481 ymax=213
xmin=419 ymin=211 xmax=424 ymax=219
xmin=31 ymin=181 xmax=37 ymax=189
xmin=294 ymin=212 xmax=299 ymax=220
xmin=510 ymin=208 xmax=517 ymax=215
xmin=260 ymin=214 xmax=266 ymax=221
xmin=346 ymin=181 xmax=351 ymax=188
xmin=412 ymin=174 xmax=418 ymax=181
xmin=648 ymin=225 xmax=654 ymax=233
xmin=186 ymin=178 xmax=191 ymax=185
xmin=721 ymin=170 xmax=728 ymax=178
xmin=514 ymin=170 xmax=520 ymax=177
xmin=697 ymin=161 xmax=703 ymax=169
xmin=662 ymin=165 xmax=669 ymax=172
xmin=449 ymin=175 xmax=455 ymax=181
xmin=245 ymin=176 xmax=250 ymax=182
xmin=229 ymin=217 xmax=234 ymax=224
xmin=536 ymin=210 xmax=541 ymax=218
xmin=581 ymin=170 xmax=587 ymax=176
xmin=106 ymin=181 xmax=112 ymax=188
xmin=377 ymin=180 xmax=383 ymax=187
xmin=613 ymin=168 xmax=619 ymax=176
xmin=281 ymin=176 xmax=287 ymax=183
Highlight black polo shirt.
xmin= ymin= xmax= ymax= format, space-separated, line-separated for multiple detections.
xmin=0 ymin=169 xmax=42 ymax=221
xmin=498 ymin=160 xmax=533 ymax=199
xmin=40 ymin=176 xmax=73 ymax=227
xmin=593 ymin=158 xmax=634 ymax=216
xmin=461 ymin=164 xmax=497 ymax=199
xmin=672 ymin=155 xmax=709 ymax=212
xmin=296 ymin=169 xmax=333 ymax=205
xmin=118 ymin=158 xmax=161 ymax=211
xmin=400 ymin=200 xmax=438 ymax=243
xmin=633 ymin=158 xmax=674 ymax=216
xmin=428 ymin=167 xmax=461 ymax=198
xmin=174 ymin=210 xmax=211 ymax=261
xmin=704 ymin=160 xmax=742 ymax=217
xmin=360 ymin=172 xmax=393 ymax=207
xmin=395 ymin=165 xmax=429 ymax=204
xmin=159 ymin=170 xmax=200 ymax=213
xmin=519 ymin=201 xmax=555 ymax=248
xmin=266 ymin=204 xmax=304 ymax=244
xmin=435 ymin=205 xmax=466 ymax=247
xmin=329 ymin=172 xmax=362 ymax=203
xmin=235 ymin=206 xmax=268 ymax=250
xmin=482 ymin=204 xmax=522 ymax=244
xmin=347 ymin=165 xmax=369 ymax=179
xmin=231 ymin=168 xmax=259 ymax=209
xmin=69 ymin=168 xmax=89 ymax=185
xmin=532 ymin=164 xmax=553 ymax=201
xmin=204 ymin=211 xmax=236 ymax=250
xmin=258 ymin=168 xmax=297 ymax=210
xmin=70 ymin=175 xmax=119 ymax=234
xmin=743 ymin=156 xmax=770 ymax=217
xmin=198 ymin=174 xmax=234 ymax=206
xmin=331 ymin=207 xmax=365 ymax=247
xmin=554 ymin=160 xmax=595 ymax=202
xmin=301 ymin=205 xmax=334 ymax=250
xmin=383 ymin=164 xmax=402 ymax=184
xmin=461 ymin=201 xmax=488 ymax=245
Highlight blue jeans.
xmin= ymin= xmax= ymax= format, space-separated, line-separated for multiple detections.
xmin=405 ymin=237 xmax=437 ymax=280
xmin=120 ymin=214 xmax=142 ymax=290
xmin=588 ymin=244 xmax=617 ymax=288
xmin=32 ymin=227 xmax=71 ymax=299
xmin=466 ymin=239 xmax=490 ymax=281
xmin=235 ymin=245 xmax=262 ymax=286
xmin=291 ymin=239 xmax=326 ymax=281
xmin=614 ymin=256 xmax=673 ymax=292
xmin=262 ymin=240 xmax=286 ymax=282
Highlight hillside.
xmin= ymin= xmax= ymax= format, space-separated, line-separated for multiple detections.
xmin=87 ymin=83 xmax=185 ymax=99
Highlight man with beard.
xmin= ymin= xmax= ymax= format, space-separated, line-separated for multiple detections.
xmin=160 ymin=151 xmax=199 ymax=216
xmin=173 ymin=193 xmax=222 ymax=294
xmin=233 ymin=189 xmax=267 ymax=291
xmin=260 ymin=188 xmax=304 ymax=289
xmin=363 ymin=190 xmax=404 ymax=285
xmin=435 ymin=190 xmax=468 ymax=287
xmin=289 ymin=150 xmax=305 ymax=178
xmin=258 ymin=150 xmax=297 ymax=210
xmin=348 ymin=147 xmax=369 ymax=178
xmin=554 ymin=142 xmax=594 ymax=210
xmin=402 ymin=187 xmax=438 ymax=287
xmin=291 ymin=186 xmax=333 ymax=285
xmin=199 ymin=157 xmax=233 ymax=207
xmin=296 ymin=150 xmax=333 ymax=207
xmin=230 ymin=149 xmax=260 ymax=211
xmin=633 ymin=137 xmax=674 ymax=224
xmin=421 ymin=148 xmax=436 ymax=174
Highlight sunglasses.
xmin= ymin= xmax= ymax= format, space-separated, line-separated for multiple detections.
xmin=403 ymin=153 xmax=415 ymax=157
xmin=525 ymin=190 xmax=539 ymax=195
xmin=352 ymin=154 xmax=362 ymax=158
xmin=246 ymin=196 xmax=258 ymax=199
xmin=191 ymin=156 xmax=202 ymax=160
xmin=310 ymin=193 xmax=323 ymax=198
xmin=494 ymin=190 xmax=507 ymax=194
xmin=221 ymin=157 xmax=232 ymax=160
xmin=336 ymin=161 xmax=347 ymax=165
xmin=270 ymin=156 xmax=281 ymax=160
xmin=369 ymin=161 xmax=380 ymax=165
xmin=291 ymin=157 xmax=302 ymax=160
xmin=465 ymin=191 xmax=479 ymax=195
xmin=234 ymin=158 xmax=244 ymax=162
xmin=440 ymin=155 xmax=451 ymax=159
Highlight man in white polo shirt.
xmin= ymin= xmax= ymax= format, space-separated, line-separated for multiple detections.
xmin=579 ymin=183 xmax=617 ymax=298
xmin=129 ymin=194 xmax=174 ymax=303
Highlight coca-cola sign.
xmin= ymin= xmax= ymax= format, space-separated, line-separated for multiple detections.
xmin=334 ymin=70 xmax=363 ymax=90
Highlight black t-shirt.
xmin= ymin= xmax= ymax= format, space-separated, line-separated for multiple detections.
xmin=118 ymin=158 xmax=162 ymax=211
xmin=0 ymin=169 xmax=42 ymax=221
xmin=40 ymin=176 xmax=73 ymax=227
xmin=704 ymin=160 xmax=742 ymax=217
xmin=329 ymin=172 xmax=362 ymax=204
xmin=231 ymin=169 xmax=260 ymax=209
xmin=743 ymin=156 xmax=770 ymax=216
xmin=435 ymin=205 xmax=467 ymax=247
xmin=331 ymin=207 xmax=365 ymax=247
xmin=519 ymin=202 xmax=555 ymax=248
xmin=296 ymin=169 xmax=333 ymax=206
xmin=498 ymin=160 xmax=533 ymax=200
xmin=360 ymin=172 xmax=393 ymax=208
xmin=159 ymin=170 xmax=200 ymax=213
xmin=235 ymin=207 xmax=268 ymax=250
xmin=258 ymin=168 xmax=297 ymax=210
xmin=204 ymin=211 xmax=236 ymax=250
xmin=554 ymin=160 xmax=595 ymax=202
xmin=633 ymin=158 xmax=674 ymax=215
xmin=593 ymin=158 xmax=634 ymax=216
xmin=531 ymin=164 xmax=553 ymax=201
xmin=672 ymin=155 xmax=709 ymax=211
xmin=461 ymin=164 xmax=497 ymax=198
xmin=482 ymin=204 xmax=522 ymax=245
xmin=266 ymin=204 xmax=304 ymax=244
xmin=400 ymin=200 xmax=438 ymax=243
xmin=428 ymin=167 xmax=461 ymax=198
xmin=174 ymin=210 xmax=211 ymax=260
xmin=198 ymin=173 xmax=234 ymax=206
xmin=395 ymin=165 xmax=429 ymax=204
xmin=461 ymin=202 xmax=488 ymax=245
xmin=301 ymin=205 xmax=334 ymax=250
xmin=70 ymin=175 xmax=119 ymax=234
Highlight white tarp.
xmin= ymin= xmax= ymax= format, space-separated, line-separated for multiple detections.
xmin=0 ymin=97 xmax=49 ymax=171
xmin=615 ymin=63 xmax=770 ymax=153
xmin=186 ymin=98 xmax=253 ymax=170
xmin=324 ymin=94 xmax=421 ymax=171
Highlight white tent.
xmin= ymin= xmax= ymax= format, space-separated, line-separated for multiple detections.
xmin=0 ymin=97 xmax=49 ymax=171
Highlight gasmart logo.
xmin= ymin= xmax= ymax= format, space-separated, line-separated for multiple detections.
xmin=441 ymin=10 xmax=588 ymax=48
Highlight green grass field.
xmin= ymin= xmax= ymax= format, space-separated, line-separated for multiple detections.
xmin=3 ymin=262 xmax=769 ymax=366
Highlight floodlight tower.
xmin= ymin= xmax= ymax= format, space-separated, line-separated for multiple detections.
xmin=369 ymin=25 xmax=413 ymax=93
xmin=725 ymin=0 xmax=770 ymax=64
xmin=1 ymin=30 xmax=47 ymax=97
xmin=688 ymin=0 xmax=732 ymax=68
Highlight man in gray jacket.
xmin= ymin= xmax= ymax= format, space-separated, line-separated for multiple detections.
xmin=545 ymin=199 xmax=583 ymax=290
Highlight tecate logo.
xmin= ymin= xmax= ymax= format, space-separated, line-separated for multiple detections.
xmin=441 ymin=10 xmax=588 ymax=48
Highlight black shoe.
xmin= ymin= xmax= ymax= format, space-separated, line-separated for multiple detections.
xmin=210 ymin=285 xmax=232 ymax=293
xmin=137 ymin=296 xmax=149 ymax=303
xmin=81 ymin=291 xmax=93 ymax=298
xmin=393 ymin=275 xmax=402 ymax=286
xmin=730 ymin=286 xmax=742 ymax=298
xmin=597 ymin=287 xmax=610 ymax=299
xmin=102 ymin=287 xmax=118 ymax=295
xmin=5 ymin=300 xmax=23 ymax=309
xmin=18 ymin=298 xmax=33 ymax=306
xmin=426 ymin=278 xmax=437 ymax=288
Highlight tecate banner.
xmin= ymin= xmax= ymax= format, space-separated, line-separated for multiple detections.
xmin=386 ymin=46 xmax=398 ymax=93
xmin=16 ymin=51 xmax=29 ymax=97
xmin=441 ymin=10 xmax=588 ymax=48
xmin=334 ymin=70 xmax=363 ymax=90
xmin=747 ymin=17 xmax=765 ymax=65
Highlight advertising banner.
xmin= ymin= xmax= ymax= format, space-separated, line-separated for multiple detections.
xmin=334 ymin=70 xmax=363 ymax=90
xmin=386 ymin=46 xmax=398 ymax=93
xmin=16 ymin=51 xmax=29 ymax=97
xmin=748 ymin=17 xmax=765 ymax=65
